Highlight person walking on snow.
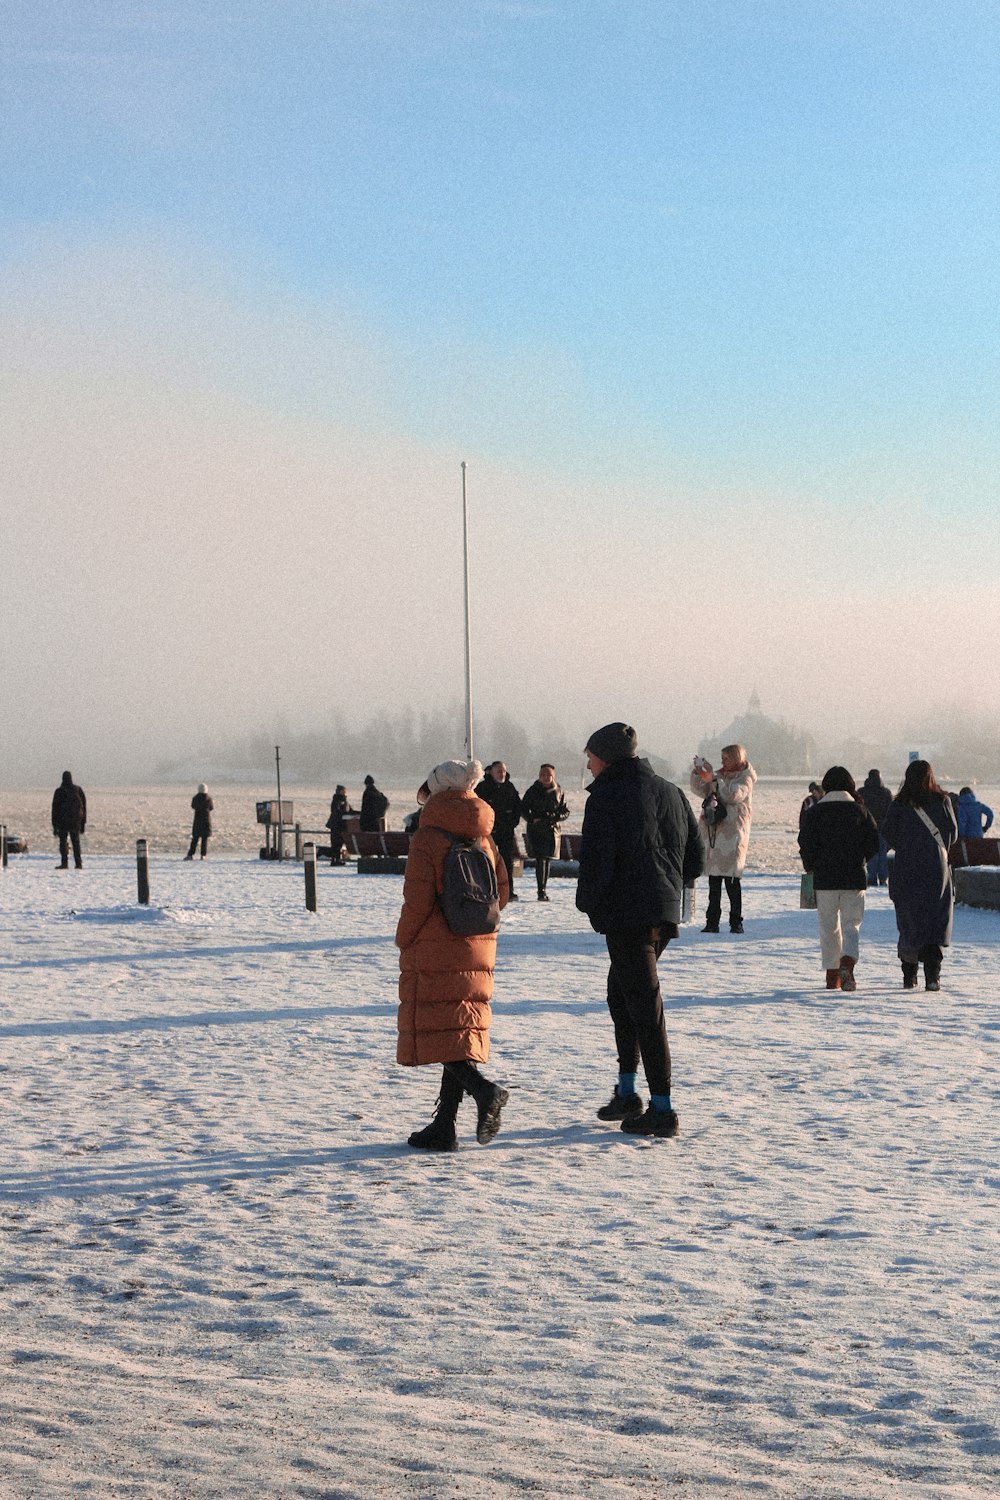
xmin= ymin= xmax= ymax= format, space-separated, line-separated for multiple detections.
xmin=883 ymin=760 xmax=958 ymax=992
xmin=797 ymin=766 xmax=880 ymax=991
xmin=690 ymin=744 xmax=756 ymax=933
xmin=576 ymin=722 xmax=703 ymax=1139
xmin=860 ymin=769 xmax=893 ymax=886
xmin=476 ymin=760 xmax=522 ymax=900
xmin=520 ymin=762 xmax=569 ymax=901
xmin=396 ymin=759 xmax=510 ymax=1151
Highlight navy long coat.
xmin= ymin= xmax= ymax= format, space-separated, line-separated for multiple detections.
xmin=883 ymin=796 xmax=957 ymax=950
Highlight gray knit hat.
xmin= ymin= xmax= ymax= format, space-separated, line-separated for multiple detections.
xmin=427 ymin=758 xmax=484 ymax=795
xmin=585 ymin=722 xmax=638 ymax=763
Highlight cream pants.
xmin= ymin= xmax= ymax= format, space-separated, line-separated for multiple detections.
xmin=815 ymin=888 xmax=865 ymax=969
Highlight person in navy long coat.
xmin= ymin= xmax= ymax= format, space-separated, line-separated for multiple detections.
xmin=883 ymin=760 xmax=957 ymax=991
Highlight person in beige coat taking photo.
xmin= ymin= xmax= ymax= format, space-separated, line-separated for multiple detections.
xmin=690 ymin=743 xmax=757 ymax=933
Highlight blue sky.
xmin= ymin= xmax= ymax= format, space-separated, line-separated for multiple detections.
xmin=2 ymin=2 xmax=998 ymax=778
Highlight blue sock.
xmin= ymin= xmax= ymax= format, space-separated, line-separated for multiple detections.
xmin=618 ymin=1073 xmax=638 ymax=1097
xmin=651 ymin=1093 xmax=673 ymax=1113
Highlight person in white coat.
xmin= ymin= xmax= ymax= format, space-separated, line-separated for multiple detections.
xmin=690 ymin=743 xmax=757 ymax=933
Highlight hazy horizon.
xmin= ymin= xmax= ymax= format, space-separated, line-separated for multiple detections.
xmin=3 ymin=4 xmax=998 ymax=787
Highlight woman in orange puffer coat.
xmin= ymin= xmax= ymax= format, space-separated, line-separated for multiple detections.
xmin=396 ymin=758 xmax=510 ymax=1151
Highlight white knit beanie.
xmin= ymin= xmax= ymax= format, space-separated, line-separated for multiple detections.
xmin=427 ymin=758 xmax=484 ymax=795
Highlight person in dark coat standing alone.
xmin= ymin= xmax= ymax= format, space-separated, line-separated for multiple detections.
xmin=52 ymin=770 xmax=87 ymax=869
xmin=576 ymin=722 xmax=704 ymax=1139
xmin=476 ymin=761 xmax=523 ymax=899
xmin=185 ymin=784 xmax=214 ymax=860
xmin=860 ymin=769 xmax=893 ymax=886
xmin=520 ymin=763 xmax=569 ymax=901
xmin=360 ymin=775 xmax=389 ymax=832
xmin=883 ymin=760 xmax=957 ymax=991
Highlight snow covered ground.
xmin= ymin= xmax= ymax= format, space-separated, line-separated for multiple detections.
xmin=1 ymin=851 xmax=998 ymax=1498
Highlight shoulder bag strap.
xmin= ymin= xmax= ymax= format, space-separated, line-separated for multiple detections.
xmin=913 ymin=805 xmax=945 ymax=848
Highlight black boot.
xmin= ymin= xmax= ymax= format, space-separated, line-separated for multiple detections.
xmin=444 ymin=1061 xmax=509 ymax=1145
xmin=407 ymin=1069 xmax=463 ymax=1151
xmin=901 ymin=961 xmax=919 ymax=989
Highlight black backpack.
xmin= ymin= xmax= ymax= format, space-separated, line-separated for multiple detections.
xmin=439 ymin=832 xmax=500 ymax=936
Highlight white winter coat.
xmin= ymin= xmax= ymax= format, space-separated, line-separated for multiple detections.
xmin=689 ymin=762 xmax=757 ymax=877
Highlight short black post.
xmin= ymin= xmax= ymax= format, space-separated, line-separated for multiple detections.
xmin=304 ymin=842 xmax=317 ymax=912
xmin=136 ymin=838 xmax=150 ymax=906
xmin=1 ymin=824 xmax=7 ymax=869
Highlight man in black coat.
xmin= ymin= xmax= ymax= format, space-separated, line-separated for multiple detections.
xmin=360 ymin=775 xmax=389 ymax=833
xmin=51 ymin=770 xmax=87 ymax=870
xmin=520 ymin=763 xmax=569 ymax=901
xmin=576 ymin=722 xmax=703 ymax=1138
xmin=860 ymin=769 xmax=893 ymax=886
xmin=476 ymin=761 xmax=522 ymax=899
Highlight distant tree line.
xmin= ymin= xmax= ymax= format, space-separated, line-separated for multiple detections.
xmin=156 ymin=707 xmax=677 ymax=786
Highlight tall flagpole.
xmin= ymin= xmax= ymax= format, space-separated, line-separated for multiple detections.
xmin=461 ymin=461 xmax=474 ymax=761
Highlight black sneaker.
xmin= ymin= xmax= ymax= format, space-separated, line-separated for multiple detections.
xmin=407 ymin=1119 xmax=458 ymax=1151
xmin=701 ymin=922 xmax=719 ymax=933
xmin=730 ymin=920 xmax=744 ymax=934
xmin=621 ymin=1105 xmax=680 ymax=1138
xmin=597 ymin=1088 xmax=644 ymax=1121
xmin=537 ymin=892 xmax=550 ymax=901
xmin=508 ymin=893 xmax=520 ymax=902
xmin=476 ymin=1085 xmax=509 ymax=1144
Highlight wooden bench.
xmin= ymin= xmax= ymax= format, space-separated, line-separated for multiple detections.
xmin=949 ymin=837 xmax=1000 ymax=868
xmin=349 ymin=831 xmax=411 ymax=859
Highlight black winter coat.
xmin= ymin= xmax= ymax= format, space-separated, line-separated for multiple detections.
xmin=798 ymin=792 xmax=879 ymax=889
xmin=52 ymin=777 xmax=86 ymax=834
xmin=360 ymin=784 xmax=389 ymax=832
xmin=521 ymin=779 xmax=569 ymax=859
xmin=576 ymin=758 xmax=703 ymax=933
xmin=191 ymin=792 xmax=213 ymax=837
xmin=325 ymin=793 xmax=353 ymax=838
xmin=884 ymin=795 xmax=957 ymax=950
xmin=860 ymin=775 xmax=893 ymax=830
xmin=476 ymin=775 xmax=522 ymax=843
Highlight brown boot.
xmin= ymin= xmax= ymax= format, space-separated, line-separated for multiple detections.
xmin=839 ymin=956 xmax=857 ymax=992
xmin=825 ymin=968 xmax=841 ymax=989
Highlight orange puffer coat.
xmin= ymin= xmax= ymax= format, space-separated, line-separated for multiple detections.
xmin=396 ymin=788 xmax=509 ymax=1067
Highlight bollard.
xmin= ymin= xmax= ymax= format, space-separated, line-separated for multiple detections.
xmin=681 ymin=882 xmax=695 ymax=923
xmin=304 ymin=842 xmax=317 ymax=912
xmin=295 ymin=823 xmax=303 ymax=860
xmin=136 ymin=838 xmax=150 ymax=906
xmin=1 ymin=824 xmax=6 ymax=869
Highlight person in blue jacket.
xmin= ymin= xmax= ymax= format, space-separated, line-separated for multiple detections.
xmin=956 ymin=787 xmax=994 ymax=839
xmin=576 ymin=722 xmax=703 ymax=1139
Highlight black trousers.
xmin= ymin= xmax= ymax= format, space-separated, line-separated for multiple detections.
xmin=496 ymin=836 xmax=516 ymax=892
xmin=706 ymin=875 xmax=742 ymax=926
xmin=604 ymin=926 xmax=672 ymax=1097
xmin=58 ymin=831 xmax=82 ymax=867
xmin=535 ymin=857 xmax=550 ymax=894
xmin=187 ymin=833 xmax=209 ymax=858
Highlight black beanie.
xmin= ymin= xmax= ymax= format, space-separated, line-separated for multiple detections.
xmin=585 ymin=722 xmax=638 ymax=763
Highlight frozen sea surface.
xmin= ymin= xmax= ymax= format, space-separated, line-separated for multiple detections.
xmin=5 ymin=779 xmax=997 ymax=870
xmin=0 ymin=854 xmax=998 ymax=1497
